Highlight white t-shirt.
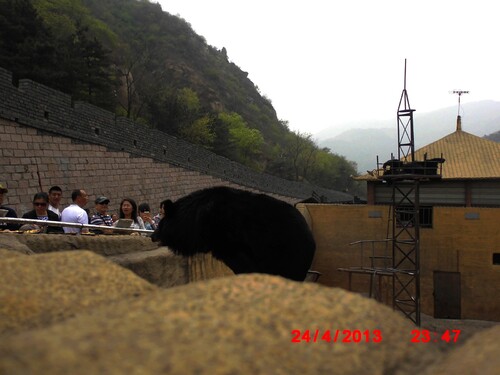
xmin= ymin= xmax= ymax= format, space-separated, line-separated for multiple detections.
xmin=61 ymin=204 xmax=88 ymax=233
xmin=133 ymin=216 xmax=146 ymax=230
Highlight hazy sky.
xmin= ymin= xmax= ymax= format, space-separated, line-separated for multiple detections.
xmin=155 ymin=0 xmax=500 ymax=135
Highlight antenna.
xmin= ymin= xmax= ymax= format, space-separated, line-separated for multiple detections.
xmin=451 ymin=90 xmax=469 ymax=115
xmin=398 ymin=59 xmax=411 ymax=111
xmin=397 ymin=59 xmax=415 ymax=162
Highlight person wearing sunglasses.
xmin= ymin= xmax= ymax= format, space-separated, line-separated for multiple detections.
xmin=22 ymin=192 xmax=63 ymax=233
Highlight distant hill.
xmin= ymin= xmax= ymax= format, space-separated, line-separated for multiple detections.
xmin=318 ymin=101 xmax=500 ymax=173
xmin=485 ymin=130 xmax=500 ymax=142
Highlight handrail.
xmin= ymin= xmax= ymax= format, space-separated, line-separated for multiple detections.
xmin=0 ymin=217 xmax=154 ymax=235
xmin=347 ymin=238 xmax=393 ymax=270
xmin=349 ymin=239 xmax=393 ymax=246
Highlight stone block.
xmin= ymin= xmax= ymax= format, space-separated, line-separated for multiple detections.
xmin=13 ymin=233 xmax=159 ymax=256
xmin=422 ymin=326 xmax=500 ymax=374
xmin=109 ymin=248 xmax=189 ymax=288
xmin=187 ymin=252 xmax=234 ymax=282
xmin=0 ymin=233 xmax=35 ymax=255
xmin=0 ymin=250 xmax=157 ymax=335
xmin=0 ymin=248 xmax=28 ymax=259
xmin=0 ymin=274 xmax=442 ymax=374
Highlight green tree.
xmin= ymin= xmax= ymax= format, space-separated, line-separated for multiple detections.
xmin=308 ymin=147 xmax=360 ymax=193
xmin=146 ymin=87 xmax=201 ymax=136
xmin=218 ymin=112 xmax=264 ymax=168
xmin=65 ymin=25 xmax=115 ymax=109
xmin=208 ymin=114 xmax=238 ymax=160
xmin=33 ymin=0 xmax=117 ymax=48
xmin=285 ymin=131 xmax=317 ymax=182
xmin=179 ymin=115 xmax=216 ymax=149
xmin=230 ymin=126 xmax=264 ymax=159
xmin=0 ymin=0 xmax=58 ymax=84
xmin=178 ymin=87 xmax=201 ymax=114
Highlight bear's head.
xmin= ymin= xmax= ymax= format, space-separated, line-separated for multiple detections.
xmin=151 ymin=199 xmax=174 ymax=245
xmin=151 ymin=198 xmax=210 ymax=255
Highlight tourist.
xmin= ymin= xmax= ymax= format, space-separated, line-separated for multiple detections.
xmin=0 ymin=182 xmax=19 ymax=231
xmin=61 ymin=189 xmax=89 ymax=234
xmin=48 ymin=185 xmax=63 ymax=218
xmin=90 ymin=196 xmax=114 ymax=234
xmin=22 ymin=192 xmax=63 ymax=234
xmin=153 ymin=200 xmax=166 ymax=227
xmin=138 ymin=202 xmax=157 ymax=230
xmin=115 ymin=198 xmax=145 ymax=230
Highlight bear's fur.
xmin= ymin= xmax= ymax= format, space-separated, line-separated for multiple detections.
xmin=152 ymin=186 xmax=316 ymax=281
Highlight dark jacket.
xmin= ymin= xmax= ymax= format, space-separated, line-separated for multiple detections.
xmin=22 ymin=210 xmax=64 ymax=234
xmin=0 ymin=205 xmax=20 ymax=231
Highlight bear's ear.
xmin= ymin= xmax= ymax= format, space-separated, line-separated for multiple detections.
xmin=163 ymin=199 xmax=175 ymax=218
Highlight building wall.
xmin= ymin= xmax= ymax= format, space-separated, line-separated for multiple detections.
xmin=302 ymin=204 xmax=500 ymax=321
xmin=370 ymin=180 xmax=500 ymax=207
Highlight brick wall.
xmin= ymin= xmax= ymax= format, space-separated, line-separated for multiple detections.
xmin=1 ymin=119 xmax=277 ymax=216
xmin=0 ymin=66 xmax=353 ymax=209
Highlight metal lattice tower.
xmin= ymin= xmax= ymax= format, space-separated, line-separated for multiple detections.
xmin=340 ymin=60 xmax=444 ymax=327
xmin=388 ymin=59 xmax=421 ymax=326
xmin=381 ymin=65 xmax=445 ymax=325
xmin=390 ymin=179 xmax=421 ymax=326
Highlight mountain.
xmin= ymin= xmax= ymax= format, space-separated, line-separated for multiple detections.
xmin=485 ymin=130 xmax=500 ymax=142
xmin=318 ymin=101 xmax=500 ymax=173
xmin=0 ymin=0 xmax=359 ymax=193
xmin=320 ymin=128 xmax=396 ymax=173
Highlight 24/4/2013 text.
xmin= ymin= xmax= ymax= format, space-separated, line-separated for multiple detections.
xmin=291 ymin=329 xmax=382 ymax=343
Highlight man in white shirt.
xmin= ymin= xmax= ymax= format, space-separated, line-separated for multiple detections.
xmin=48 ymin=186 xmax=63 ymax=218
xmin=61 ymin=189 xmax=89 ymax=234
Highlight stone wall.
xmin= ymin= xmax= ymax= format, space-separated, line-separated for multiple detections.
xmin=0 ymin=232 xmax=233 ymax=289
xmin=1 ymin=248 xmax=498 ymax=374
xmin=0 ymin=66 xmax=352 ymax=215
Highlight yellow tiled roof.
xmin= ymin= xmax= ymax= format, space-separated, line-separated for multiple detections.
xmin=355 ymin=122 xmax=500 ymax=181
xmin=413 ymin=129 xmax=500 ymax=179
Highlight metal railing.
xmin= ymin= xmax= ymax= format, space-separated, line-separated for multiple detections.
xmin=0 ymin=217 xmax=154 ymax=235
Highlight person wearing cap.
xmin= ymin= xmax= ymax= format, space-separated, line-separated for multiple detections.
xmin=0 ymin=183 xmax=20 ymax=231
xmin=90 ymin=196 xmax=114 ymax=232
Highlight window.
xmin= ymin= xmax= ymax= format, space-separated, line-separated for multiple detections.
xmin=493 ymin=253 xmax=500 ymax=266
xmin=396 ymin=205 xmax=433 ymax=228
xmin=419 ymin=206 xmax=433 ymax=228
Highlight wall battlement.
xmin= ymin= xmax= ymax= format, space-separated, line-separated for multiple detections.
xmin=0 ymin=67 xmax=351 ymax=202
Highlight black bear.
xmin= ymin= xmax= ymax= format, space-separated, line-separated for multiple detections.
xmin=152 ymin=186 xmax=316 ymax=281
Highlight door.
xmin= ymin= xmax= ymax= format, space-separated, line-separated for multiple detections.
xmin=433 ymin=271 xmax=461 ymax=319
